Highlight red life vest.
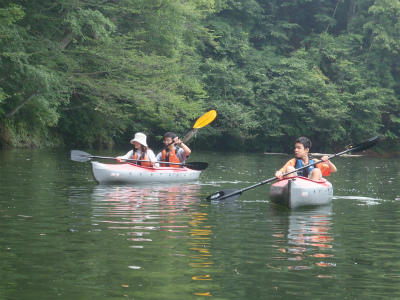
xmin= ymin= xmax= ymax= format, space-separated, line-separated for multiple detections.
xmin=132 ymin=151 xmax=152 ymax=167
xmin=160 ymin=148 xmax=181 ymax=168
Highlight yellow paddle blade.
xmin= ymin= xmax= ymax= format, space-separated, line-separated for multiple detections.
xmin=193 ymin=110 xmax=217 ymax=129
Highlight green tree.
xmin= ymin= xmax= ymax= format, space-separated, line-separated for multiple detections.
xmin=0 ymin=0 xmax=214 ymax=148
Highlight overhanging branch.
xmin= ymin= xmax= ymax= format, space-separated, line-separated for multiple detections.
xmin=5 ymin=89 xmax=39 ymax=118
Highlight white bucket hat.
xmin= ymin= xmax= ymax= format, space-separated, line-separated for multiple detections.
xmin=130 ymin=132 xmax=148 ymax=147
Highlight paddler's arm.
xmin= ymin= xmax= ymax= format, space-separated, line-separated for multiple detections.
xmin=154 ymin=152 xmax=162 ymax=167
xmin=174 ymin=137 xmax=191 ymax=156
xmin=148 ymin=150 xmax=159 ymax=168
xmin=320 ymin=156 xmax=337 ymax=173
xmin=117 ymin=150 xmax=133 ymax=162
xmin=275 ymin=159 xmax=295 ymax=179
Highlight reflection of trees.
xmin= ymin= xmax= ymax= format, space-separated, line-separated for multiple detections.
xmin=87 ymin=183 xmax=211 ymax=298
xmin=271 ymin=205 xmax=336 ymax=271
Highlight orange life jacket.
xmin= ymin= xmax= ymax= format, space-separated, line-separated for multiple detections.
xmin=280 ymin=158 xmax=331 ymax=177
xmin=132 ymin=151 xmax=152 ymax=167
xmin=160 ymin=148 xmax=181 ymax=168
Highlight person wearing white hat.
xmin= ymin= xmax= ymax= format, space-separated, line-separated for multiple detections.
xmin=117 ymin=132 xmax=158 ymax=167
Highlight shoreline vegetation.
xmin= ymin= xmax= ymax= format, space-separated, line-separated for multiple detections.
xmin=1 ymin=1 xmax=400 ymax=155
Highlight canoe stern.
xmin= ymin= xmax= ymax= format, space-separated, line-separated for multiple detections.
xmin=269 ymin=177 xmax=333 ymax=209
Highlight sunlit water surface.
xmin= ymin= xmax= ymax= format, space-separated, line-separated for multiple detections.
xmin=1 ymin=149 xmax=400 ymax=299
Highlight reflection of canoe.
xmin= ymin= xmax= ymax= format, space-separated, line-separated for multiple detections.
xmin=269 ymin=177 xmax=333 ymax=209
xmin=91 ymin=161 xmax=201 ymax=184
xmin=269 ymin=203 xmax=334 ymax=269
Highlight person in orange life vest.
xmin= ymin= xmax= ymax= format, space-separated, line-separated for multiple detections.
xmin=155 ymin=132 xmax=191 ymax=168
xmin=117 ymin=132 xmax=158 ymax=167
xmin=275 ymin=136 xmax=337 ymax=181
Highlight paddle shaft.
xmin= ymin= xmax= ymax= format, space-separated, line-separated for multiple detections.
xmin=70 ymin=150 xmax=208 ymax=170
xmin=86 ymin=155 xmax=195 ymax=167
xmin=159 ymin=110 xmax=216 ymax=152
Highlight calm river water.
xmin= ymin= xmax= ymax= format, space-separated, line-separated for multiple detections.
xmin=1 ymin=148 xmax=400 ymax=300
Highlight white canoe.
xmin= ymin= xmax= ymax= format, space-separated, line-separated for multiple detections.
xmin=269 ymin=176 xmax=333 ymax=209
xmin=91 ymin=161 xmax=201 ymax=184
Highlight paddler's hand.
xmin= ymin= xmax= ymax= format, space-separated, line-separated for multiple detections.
xmin=321 ymin=156 xmax=331 ymax=163
xmin=173 ymin=137 xmax=182 ymax=145
xmin=117 ymin=157 xmax=122 ymax=162
xmin=275 ymin=171 xmax=283 ymax=179
xmin=321 ymin=155 xmax=337 ymax=172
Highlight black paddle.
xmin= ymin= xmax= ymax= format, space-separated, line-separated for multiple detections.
xmin=206 ymin=135 xmax=381 ymax=202
xmin=70 ymin=150 xmax=208 ymax=171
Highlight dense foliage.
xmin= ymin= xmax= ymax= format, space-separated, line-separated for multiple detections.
xmin=1 ymin=0 xmax=399 ymax=154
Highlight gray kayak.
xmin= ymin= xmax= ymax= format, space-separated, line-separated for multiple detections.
xmin=269 ymin=176 xmax=333 ymax=209
xmin=91 ymin=161 xmax=201 ymax=184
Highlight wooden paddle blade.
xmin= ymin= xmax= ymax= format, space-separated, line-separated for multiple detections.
xmin=350 ymin=134 xmax=381 ymax=152
xmin=70 ymin=150 xmax=93 ymax=162
xmin=193 ymin=110 xmax=217 ymax=129
xmin=205 ymin=189 xmax=242 ymax=201
xmin=184 ymin=161 xmax=208 ymax=171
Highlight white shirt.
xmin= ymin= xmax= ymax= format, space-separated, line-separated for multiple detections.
xmin=120 ymin=149 xmax=158 ymax=166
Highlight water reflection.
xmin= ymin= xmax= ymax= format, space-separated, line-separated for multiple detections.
xmin=70 ymin=183 xmax=214 ymax=297
xmin=270 ymin=205 xmax=335 ymax=272
xmin=89 ymin=182 xmax=202 ymax=235
xmin=188 ymin=209 xmax=214 ymax=297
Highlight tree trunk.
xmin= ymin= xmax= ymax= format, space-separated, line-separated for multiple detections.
xmin=347 ymin=0 xmax=357 ymax=32
xmin=5 ymin=89 xmax=39 ymax=118
xmin=325 ymin=0 xmax=341 ymax=33
xmin=60 ymin=31 xmax=74 ymax=50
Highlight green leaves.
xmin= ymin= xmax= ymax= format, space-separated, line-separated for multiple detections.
xmin=0 ymin=4 xmax=24 ymax=29
xmin=62 ymin=8 xmax=116 ymax=43
xmin=0 ymin=0 xmax=211 ymax=148
xmin=1 ymin=0 xmax=400 ymax=154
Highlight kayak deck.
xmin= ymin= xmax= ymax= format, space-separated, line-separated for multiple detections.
xmin=269 ymin=176 xmax=333 ymax=209
xmin=91 ymin=161 xmax=201 ymax=184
